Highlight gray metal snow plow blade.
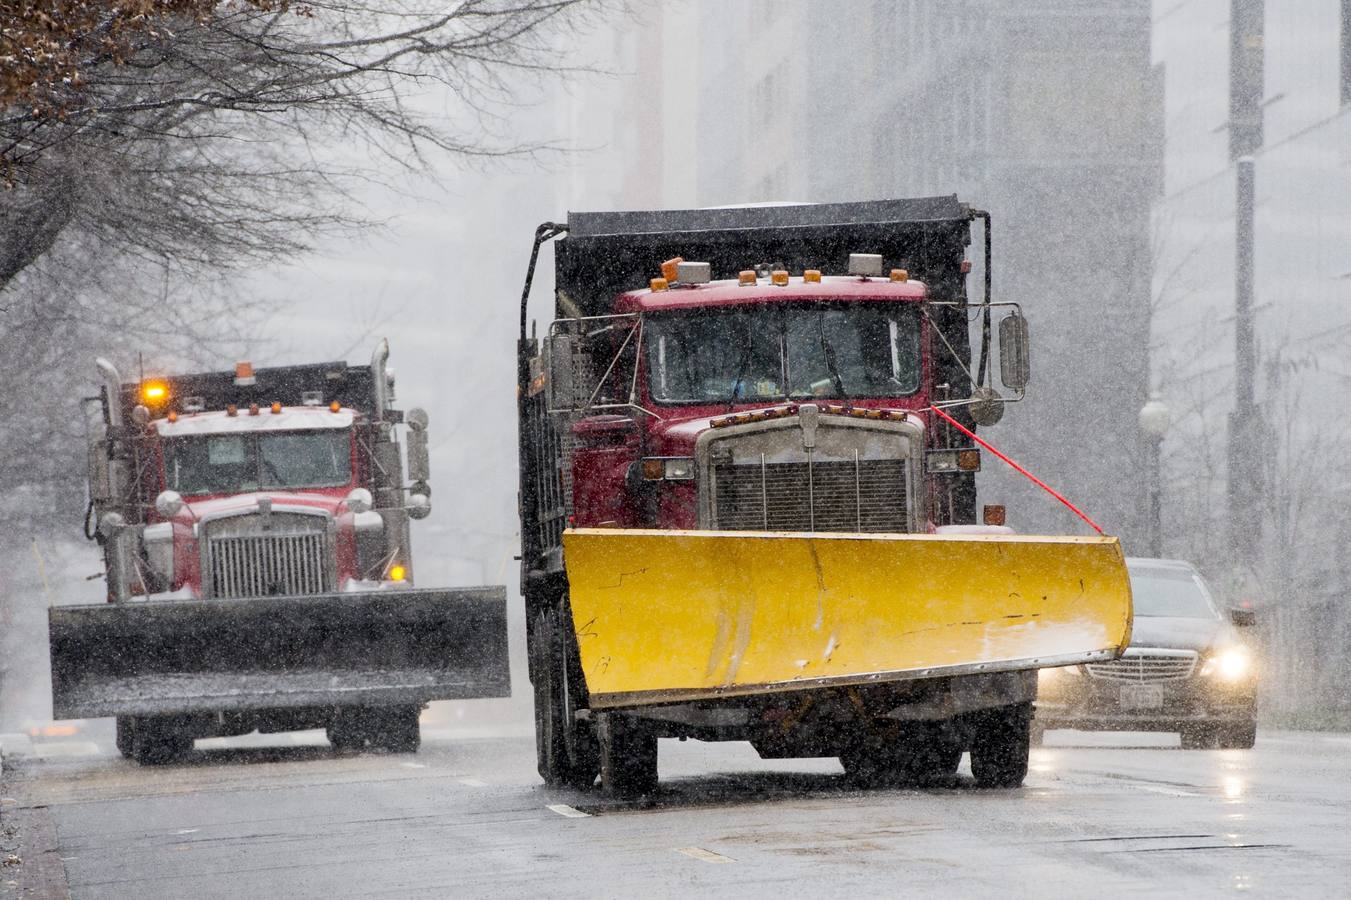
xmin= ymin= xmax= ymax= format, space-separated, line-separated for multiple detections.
xmin=48 ymin=587 xmax=509 ymax=719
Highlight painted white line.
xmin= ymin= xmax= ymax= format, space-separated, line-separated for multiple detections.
xmin=457 ymin=777 xmax=487 ymax=787
xmin=400 ymin=762 xmax=428 ymax=769
xmin=676 ymin=847 xmax=735 ymax=864
xmin=175 ymin=829 xmax=199 ymax=835
xmin=1130 ymin=783 xmax=1204 ymax=798
xmin=546 ymin=804 xmax=591 ymax=818
xmin=30 ymin=741 xmax=101 ymax=758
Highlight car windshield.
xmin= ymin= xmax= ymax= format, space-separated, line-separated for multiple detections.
xmin=164 ymin=430 xmax=351 ymax=495
xmin=644 ymin=302 xmax=920 ymax=404
xmin=1128 ymin=566 xmax=1220 ymax=619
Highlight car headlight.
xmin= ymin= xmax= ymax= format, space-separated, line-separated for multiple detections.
xmin=1202 ymin=646 xmax=1251 ymax=681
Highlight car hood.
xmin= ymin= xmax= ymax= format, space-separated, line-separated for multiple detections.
xmin=1129 ymin=615 xmax=1235 ymax=652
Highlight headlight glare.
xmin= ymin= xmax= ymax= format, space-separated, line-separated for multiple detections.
xmin=1204 ymin=647 xmax=1251 ymax=681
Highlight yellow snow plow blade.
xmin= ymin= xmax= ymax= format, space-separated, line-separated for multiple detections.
xmin=562 ymin=528 xmax=1132 ymax=708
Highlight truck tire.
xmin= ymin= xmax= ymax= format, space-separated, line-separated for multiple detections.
xmin=328 ymin=706 xmax=421 ymax=753
xmin=969 ymin=702 xmax=1031 ymax=788
xmin=131 ymin=717 xmax=193 ymax=766
xmin=115 ymin=716 xmax=135 ymax=759
xmin=597 ymin=712 xmax=658 ymax=799
xmin=533 ymin=603 xmax=600 ymax=789
xmin=1217 ymin=722 xmax=1256 ymax=750
xmin=841 ymin=723 xmax=961 ymax=787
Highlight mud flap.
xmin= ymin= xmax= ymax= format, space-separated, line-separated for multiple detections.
xmin=561 ymin=528 xmax=1132 ymax=709
xmin=48 ymin=587 xmax=510 ymax=719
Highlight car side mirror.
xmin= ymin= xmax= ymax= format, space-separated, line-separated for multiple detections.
xmin=1229 ymin=607 xmax=1256 ymax=628
xmin=999 ymin=312 xmax=1031 ymax=391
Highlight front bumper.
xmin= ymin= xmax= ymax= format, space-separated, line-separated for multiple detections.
xmin=1035 ymin=667 xmax=1256 ymax=731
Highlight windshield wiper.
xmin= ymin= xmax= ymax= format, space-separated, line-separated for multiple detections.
xmin=818 ymin=312 xmax=848 ymax=399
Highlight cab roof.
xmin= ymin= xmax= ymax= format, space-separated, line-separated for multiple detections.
xmin=613 ymin=274 xmax=928 ymax=313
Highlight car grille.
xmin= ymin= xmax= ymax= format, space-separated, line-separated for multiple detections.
xmin=1085 ymin=649 xmax=1198 ymax=682
xmin=712 ymin=458 xmax=908 ymax=532
xmin=204 ymin=515 xmax=334 ymax=599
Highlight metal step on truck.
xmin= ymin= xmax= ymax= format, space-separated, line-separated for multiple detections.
xmin=516 ymin=197 xmax=1134 ymax=797
xmin=50 ymin=340 xmax=510 ymax=764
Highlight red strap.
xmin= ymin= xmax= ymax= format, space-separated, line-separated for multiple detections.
xmin=928 ymin=405 xmax=1106 ymax=535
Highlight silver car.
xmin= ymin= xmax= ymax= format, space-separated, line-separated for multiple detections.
xmin=1034 ymin=557 xmax=1258 ymax=749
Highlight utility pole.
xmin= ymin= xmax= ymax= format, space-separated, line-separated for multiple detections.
xmin=1226 ymin=0 xmax=1264 ymax=567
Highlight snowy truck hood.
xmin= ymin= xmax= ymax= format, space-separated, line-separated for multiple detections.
xmin=179 ymin=491 xmax=347 ymax=523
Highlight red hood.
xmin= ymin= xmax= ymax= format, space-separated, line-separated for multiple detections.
xmin=643 ymin=399 xmax=931 ymax=456
xmin=173 ymin=489 xmax=350 ymax=525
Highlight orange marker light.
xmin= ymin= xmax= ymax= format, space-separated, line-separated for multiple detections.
xmin=649 ymin=277 xmax=669 ymax=292
xmin=660 ymin=257 xmax=683 ymax=282
xmin=890 ymin=268 xmax=909 ymax=282
xmin=270 ymin=402 xmax=282 ymax=414
xmin=248 ymin=403 xmax=260 ymax=416
xmin=167 ymin=410 xmax=179 ymax=423
xmin=738 ymin=270 xmax=757 ymax=285
xmin=803 ymin=269 xmax=822 ymax=283
xmin=329 ymin=400 xmax=341 ymax=413
xmin=388 ymin=564 xmax=407 ymax=582
xmin=226 ymin=404 xmax=238 ymax=417
xmin=771 ymin=270 xmax=789 ymax=286
xmin=142 ymin=382 xmax=168 ymax=403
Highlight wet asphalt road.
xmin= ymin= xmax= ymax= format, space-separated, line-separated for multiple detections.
xmin=3 ymin=722 xmax=1350 ymax=899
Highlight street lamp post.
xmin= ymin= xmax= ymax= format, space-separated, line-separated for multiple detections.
xmin=1139 ymin=393 xmax=1172 ymax=558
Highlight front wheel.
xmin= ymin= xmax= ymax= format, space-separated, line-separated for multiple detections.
xmin=1216 ymin=722 xmax=1256 ymax=750
xmin=533 ymin=601 xmax=600 ymax=789
xmin=597 ymin=712 xmax=658 ymax=798
xmin=328 ymin=705 xmax=421 ymax=753
xmin=115 ymin=715 xmax=135 ymax=759
xmin=130 ymin=717 xmax=193 ymax=766
xmin=969 ymin=702 xmax=1031 ymax=788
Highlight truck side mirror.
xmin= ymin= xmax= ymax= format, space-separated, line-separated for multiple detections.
xmin=544 ymin=330 xmax=589 ymax=413
xmin=405 ymin=408 xmax=430 ymax=483
xmin=999 ymin=312 xmax=1031 ymax=391
xmin=1229 ymin=607 xmax=1256 ymax=628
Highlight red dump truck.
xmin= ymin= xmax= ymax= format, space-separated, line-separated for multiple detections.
xmin=516 ymin=198 xmax=1133 ymax=796
xmin=50 ymin=341 xmax=509 ymax=764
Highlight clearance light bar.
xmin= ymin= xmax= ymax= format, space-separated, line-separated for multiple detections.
xmin=711 ymin=405 xmax=911 ymax=428
xmin=927 ymin=448 xmax=981 ymax=474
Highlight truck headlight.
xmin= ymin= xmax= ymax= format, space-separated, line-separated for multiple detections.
xmin=640 ymin=457 xmax=695 ymax=481
xmin=346 ymin=487 xmax=373 ymax=514
xmin=1201 ymin=647 xmax=1251 ymax=681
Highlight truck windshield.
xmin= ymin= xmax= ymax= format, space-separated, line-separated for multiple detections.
xmin=164 ymin=431 xmax=352 ymax=496
xmin=644 ymin=302 xmax=920 ymax=404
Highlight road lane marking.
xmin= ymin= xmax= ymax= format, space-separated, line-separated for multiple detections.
xmin=458 ymin=777 xmax=487 ymax=787
xmin=546 ymin=804 xmax=590 ymax=818
xmin=1128 ymin=784 xmax=1203 ymax=798
xmin=175 ymin=829 xmax=199 ymax=835
xmin=401 ymin=762 xmax=428 ymax=769
xmin=676 ymin=847 xmax=735 ymax=864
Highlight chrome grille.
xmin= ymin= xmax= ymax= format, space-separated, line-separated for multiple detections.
xmin=712 ymin=458 xmax=908 ymax=532
xmin=1085 ymin=649 xmax=1198 ymax=682
xmin=204 ymin=514 xmax=333 ymax=599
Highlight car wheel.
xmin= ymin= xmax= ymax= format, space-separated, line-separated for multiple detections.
xmin=598 ymin=712 xmax=658 ymax=799
xmin=969 ymin=702 xmax=1031 ymax=788
xmin=1217 ymin=722 xmax=1256 ymax=749
xmin=1180 ymin=724 xmax=1217 ymax=749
